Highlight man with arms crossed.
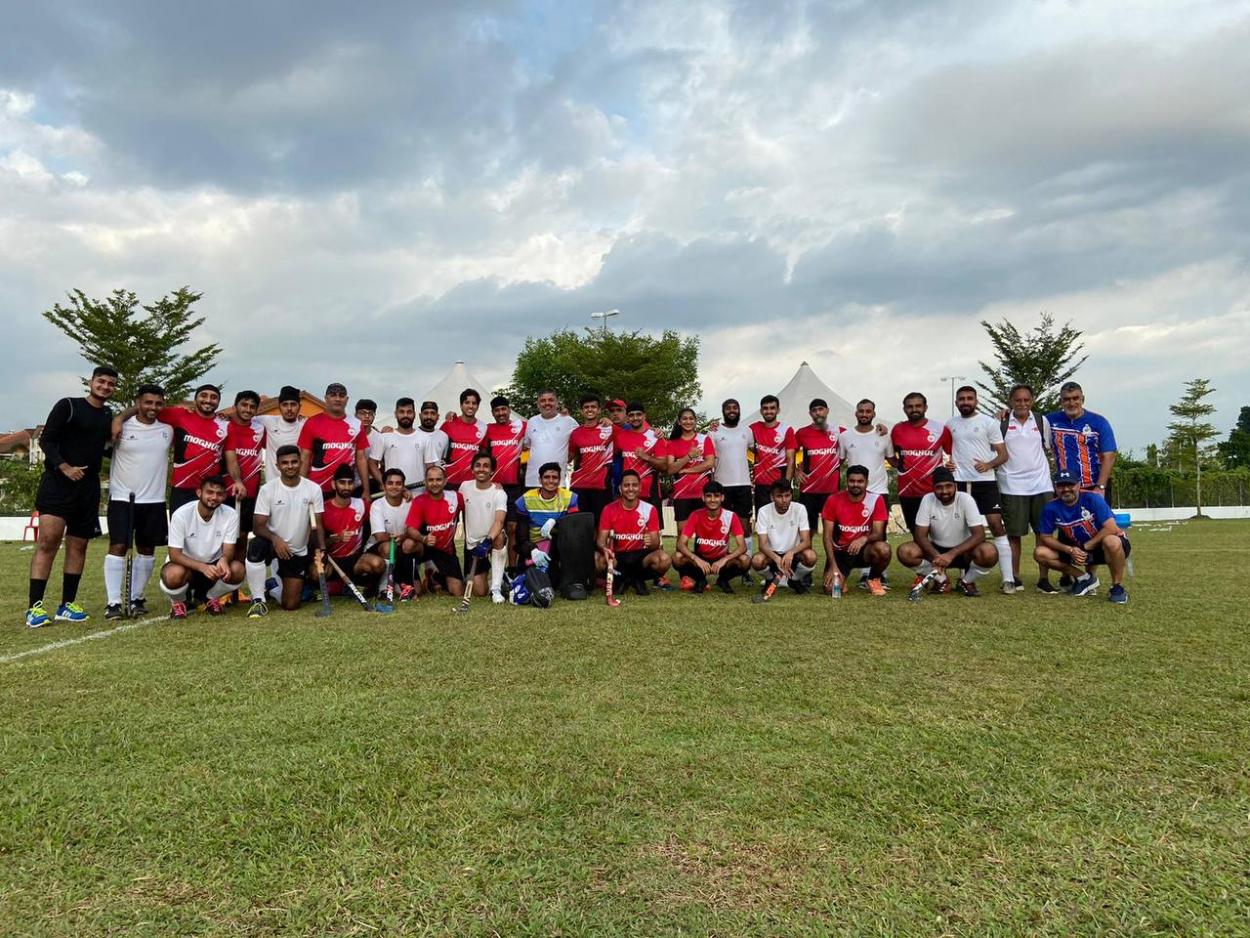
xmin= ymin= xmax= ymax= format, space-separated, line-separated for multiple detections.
xmin=821 ymin=465 xmax=892 ymax=597
xmin=897 ymin=467 xmax=998 ymax=598
xmin=460 ymin=452 xmax=509 ymax=603
xmin=161 ymin=475 xmax=244 ymax=619
xmin=103 ymin=383 xmax=172 ymax=619
xmin=946 ymin=386 xmax=1013 ymax=590
xmin=794 ymin=397 xmax=844 ymax=533
xmin=997 ymin=384 xmax=1057 ymax=594
xmin=751 ymin=480 xmax=817 ymax=594
xmin=245 ymin=444 xmax=325 ymax=616
xmin=675 ymin=481 xmax=749 ymax=594
xmin=597 ymin=469 xmax=672 ymax=595
xmin=26 ymin=365 xmax=117 ymax=627
xmin=1035 ymin=471 xmax=1130 ymax=604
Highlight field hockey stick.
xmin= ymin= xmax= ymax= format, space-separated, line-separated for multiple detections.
xmin=308 ymin=506 xmax=332 ymax=618
xmin=751 ymin=572 xmax=781 ymax=604
xmin=453 ymin=553 xmax=480 ymax=614
xmin=604 ymin=535 xmax=621 ymax=607
xmin=322 ymin=553 xmax=373 ymax=611
xmin=123 ymin=492 xmax=136 ymax=617
xmin=908 ymin=569 xmax=942 ymax=603
xmin=375 ymin=539 xmax=396 ymax=613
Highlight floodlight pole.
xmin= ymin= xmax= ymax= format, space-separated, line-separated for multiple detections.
xmin=941 ymin=375 xmax=967 ymax=417
xmin=590 ymin=308 xmax=620 ymax=336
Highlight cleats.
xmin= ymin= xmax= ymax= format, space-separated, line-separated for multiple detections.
xmin=653 ymin=578 xmax=674 ymax=591
xmin=205 ymin=597 xmax=226 ymax=616
xmin=957 ymin=579 xmax=981 ymax=598
xmin=105 ymin=603 xmax=124 ymax=620
xmin=247 ymin=599 xmax=268 ymax=619
xmin=1000 ymin=580 xmax=1018 ymax=595
xmin=790 ymin=576 xmax=809 ymax=595
xmin=867 ymin=578 xmax=887 ymax=597
xmin=55 ymin=602 xmax=89 ymax=622
xmin=1108 ymin=584 xmax=1128 ymax=604
xmin=398 ymin=583 xmax=416 ymax=602
xmin=717 ymin=579 xmax=735 ymax=595
xmin=130 ymin=597 xmax=148 ymax=616
xmin=679 ymin=576 xmax=696 ymax=592
xmin=25 ymin=600 xmax=50 ymax=628
xmin=169 ymin=601 xmax=188 ymax=620
xmin=631 ymin=578 xmax=650 ymax=596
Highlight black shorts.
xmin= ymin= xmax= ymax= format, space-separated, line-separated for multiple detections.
xmin=798 ymin=492 xmax=831 ymax=533
xmin=246 ymin=539 xmax=312 ymax=579
xmin=107 ymin=499 xmax=168 ymax=549
xmin=957 ymin=480 xmax=1003 ymax=516
xmin=461 ymin=546 xmax=492 ymax=577
xmin=424 ymin=546 xmax=464 ymax=582
xmin=929 ymin=543 xmax=974 ymax=570
xmin=35 ymin=472 xmax=101 ymax=539
xmin=325 ymin=551 xmax=363 ymax=579
xmin=224 ymin=495 xmax=257 ymax=535
xmin=721 ymin=485 xmax=754 ymax=528
xmin=830 ymin=547 xmax=874 ymax=577
xmin=504 ymin=483 xmax=527 ymax=524
xmin=612 ymin=549 xmax=648 ymax=574
xmin=169 ymin=486 xmax=198 ymax=514
xmin=899 ymin=496 xmax=924 ymax=534
xmin=573 ymin=486 xmax=612 ymax=525
xmin=1056 ymin=536 xmax=1131 ymax=568
xmin=673 ymin=497 xmax=703 ymax=523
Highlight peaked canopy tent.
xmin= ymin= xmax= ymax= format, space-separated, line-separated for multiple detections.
xmin=421 ymin=361 xmax=491 ymax=411
xmin=743 ymin=362 xmax=857 ymax=429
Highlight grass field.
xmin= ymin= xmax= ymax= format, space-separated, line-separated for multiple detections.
xmin=2 ymin=521 xmax=1248 ymax=936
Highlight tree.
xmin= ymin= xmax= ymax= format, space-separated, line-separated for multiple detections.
xmin=975 ymin=313 xmax=1087 ymax=416
xmin=43 ymin=287 xmax=221 ymax=406
xmin=1217 ymin=405 xmax=1250 ymax=470
xmin=501 ymin=329 xmax=701 ymax=428
xmin=1167 ymin=378 xmax=1219 ymax=517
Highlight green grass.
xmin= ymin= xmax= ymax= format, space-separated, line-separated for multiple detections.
xmin=1 ymin=522 xmax=1248 ymax=936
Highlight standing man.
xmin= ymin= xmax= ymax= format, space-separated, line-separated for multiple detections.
xmin=748 ymin=394 xmax=795 ymax=513
xmin=606 ymin=398 xmax=629 ymax=494
xmin=1048 ymin=381 xmax=1118 ymax=499
xmin=26 ymin=365 xmax=117 ymax=627
xmin=821 ymin=465 xmax=892 ymax=597
xmin=613 ymin=402 xmax=668 ymax=514
xmin=158 ymin=383 xmax=229 ymax=515
xmin=794 ymin=397 xmax=845 ymax=533
xmin=223 ymin=389 xmax=266 ymax=562
xmin=298 ymin=382 xmax=371 ymax=502
xmin=245 ymin=444 xmax=325 ymax=616
xmin=103 ymin=383 xmax=172 ymax=619
xmin=946 ymin=386 xmax=1013 ymax=590
xmin=460 ymin=452 xmax=509 ymax=603
xmin=896 ymin=467 xmax=998 ymax=597
xmin=485 ymin=395 xmax=528 ymax=567
xmin=415 ymin=400 xmax=450 ymax=479
xmin=674 ymin=480 xmax=749 ymax=594
xmin=523 ymin=389 xmax=578 ymax=487
xmin=837 ymin=399 xmax=894 ymax=502
xmin=258 ymin=385 xmax=305 ymax=482
xmin=997 ymin=384 xmax=1056 ymax=594
xmin=751 ymin=480 xmax=818 ymax=594
xmin=369 ymin=398 xmax=429 ymax=494
xmin=891 ymin=391 xmax=952 ymax=535
xmin=441 ymin=389 xmax=488 ymax=489
xmin=353 ymin=399 xmax=381 ymax=495
xmin=711 ymin=398 xmax=756 ymax=584
xmin=597 ymin=469 xmax=672 ymax=594
xmin=160 ymin=475 xmax=244 ymax=619
xmin=568 ymin=393 xmax=616 ymax=525
xmin=1035 ymin=472 xmax=1130 ymax=603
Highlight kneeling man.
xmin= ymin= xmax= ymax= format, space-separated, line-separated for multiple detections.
xmin=161 ymin=475 xmax=245 ymax=619
xmin=897 ymin=467 xmax=998 ymax=597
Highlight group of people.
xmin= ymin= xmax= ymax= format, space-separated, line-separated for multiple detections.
xmin=23 ymin=367 xmax=1131 ymax=628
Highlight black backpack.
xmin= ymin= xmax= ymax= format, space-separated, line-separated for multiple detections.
xmin=525 ymin=565 xmax=556 ymax=608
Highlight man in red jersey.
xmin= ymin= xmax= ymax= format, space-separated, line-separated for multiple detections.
xmin=794 ymin=397 xmax=844 ymax=532
xmin=321 ymin=465 xmax=378 ymax=591
xmin=675 ymin=480 xmax=749 ymax=594
xmin=404 ymin=464 xmax=465 ymax=597
xmin=821 ymin=465 xmax=892 ymax=596
xmin=440 ymin=388 xmax=488 ymax=487
xmin=298 ymin=382 xmax=371 ymax=501
xmin=891 ymin=391 xmax=953 ymax=536
xmin=568 ymin=393 xmax=616 ymax=525
xmin=597 ymin=469 xmax=671 ymax=594
xmin=224 ymin=389 xmax=267 ymax=559
xmin=486 ymin=395 xmax=527 ymax=568
xmin=156 ymin=383 xmax=229 ymax=515
xmin=749 ymin=394 xmax=795 ymax=512
xmin=613 ymin=402 xmax=668 ymax=513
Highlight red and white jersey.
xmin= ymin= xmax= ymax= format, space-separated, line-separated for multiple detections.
xmin=681 ymin=507 xmax=744 ymax=561
xmin=749 ymin=421 xmax=795 ymax=486
xmin=669 ymin=433 xmax=716 ymax=500
xmin=158 ymin=408 xmax=228 ymax=491
xmin=225 ymin=418 xmax=266 ymax=499
xmin=613 ymin=425 xmax=665 ymax=497
xmin=821 ymin=491 xmax=887 ymax=551
xmin=440 ymin=416 xmax=488 ymax=486
xmin=794 ymin=424 xmax=844 ymax=495
xmin=600 ymin=499 xmax=660 ymax=552
xmin=891 ymin=419 xmax=952 ymax=498
xmin=322 ymin=497 xmax=366 ymax=558
xmin=405 ymin=489 xmax=462 ymax=553
xmin=486 ymin=417 xmax=527 ymax=486
xmin=297 ymin=413 xmax=369 ymax=492
xmin=569 ymin=423 xmax=616 ymax=490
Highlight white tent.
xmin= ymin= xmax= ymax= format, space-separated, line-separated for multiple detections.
xmin=420 ymin=361 xmax=491 ymax=411
xmin=744 ymin=361 xmax=857 ymax=429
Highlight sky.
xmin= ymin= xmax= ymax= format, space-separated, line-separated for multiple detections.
xmin=1 ymin=0 xmax=1247 ymax=452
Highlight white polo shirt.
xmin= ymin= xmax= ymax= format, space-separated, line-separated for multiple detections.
xmin=997 ymin=413 xmax=1053 ymax=495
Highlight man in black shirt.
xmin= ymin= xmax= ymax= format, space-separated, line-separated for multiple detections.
xmin=27 ymin=365 xmax=118 ymax=627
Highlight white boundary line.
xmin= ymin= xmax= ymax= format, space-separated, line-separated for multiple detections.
xmin=0 ymin=615 xmax=162 ymax=664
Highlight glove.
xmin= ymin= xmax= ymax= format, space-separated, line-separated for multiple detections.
xmin=540 ymin=519 xmax=557 ymax=539
xmin=530 ymin=548 xmax=550 ymax=571
xmin=472 ymin=538 xmax=491 ymax=559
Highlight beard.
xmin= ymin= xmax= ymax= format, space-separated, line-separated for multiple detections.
xmin=722 ymin=415 xmax=739 ymax=427
xmin=398 ymin=418 xmax=414 ymax=429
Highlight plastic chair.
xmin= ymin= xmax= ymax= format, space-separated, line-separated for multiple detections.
xmin=23 ymin=509 xmax=39 ymax=542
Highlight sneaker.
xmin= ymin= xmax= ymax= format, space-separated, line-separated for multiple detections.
xmin=857 ymin=573 xmax=870 ymax=591
xmin=740 ymin=572 xmax=753 ymax=586
xmin=1000 ymin=581 xmax=1017 ymax=595
xmin=130 ymin=597 xmax=148 ymax=616
xmin=205 ymin=597 xmax=226 ymax=616
xmin=169 ymin=601 xmax=188 ymax=620
xmin=679 ymin=576 xmax=697 ymax=592
xmin=398 ymin=583 xmax=416 ymax=602
xmin=1059 ymin=573 xmax=1073 ymax=589
xmin=1035 ymin=581 xmax=1059 ymax=595
xmin=491 ymin=590 xmax=505 ymax=605
xmin=1070 ymin=574 xmax=1100 ymax=597
xmin=632 ymin=578 xmax=650 ymax=596
xmin=867 ymin=578 xmax=887 ymax=597
xmin=653 ymin=578 xmax=674 ymax=592
xmin=1012 ymin=580 xmax=1025 ymax=591
xmin=25 ymin=600 xmax=50 ymax=628
xmin=790 ymin=577 xmax=809 ymax=595
xmin=105 ymin=603 xmax=124 ymax=620
xmin=717 ymin=579 xmax=735 ymax=595
xmin=958 ymin=579 xmax=981 ymax=598
xmin=1108 ymin=584 xmax=1128 ymax=604
xmin=931 ymin=576 xmax=952 ymax=595
xmin=55 ymin=602 xmax=89 ymax=622
xmin=247 ymin=599 xmax=268 ymax=619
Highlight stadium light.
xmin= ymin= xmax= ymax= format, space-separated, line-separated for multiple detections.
xmin=590 ymin=308 xmax=620 ymax=335
xmin=941 ymin=375 xmax=967 ymax=416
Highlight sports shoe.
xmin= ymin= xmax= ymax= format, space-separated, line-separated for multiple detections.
xmin=679 ymin=576 xmax=697 ymax=592
xmin=130 ymin=597 xmax=148 ymax=616
xmin=790 ymin=577 xmax=809 ymax=595
xmin=958 ymin=579 xmax=981 ymax=598
xmin=740 ymin=572 xmax=753 ymax=586
xmin=55 ymin=602 xmax=89 ymax=622
xmin=1000 ymin=581 xmax=1017 ymax=595
xmin=857 ymin=573 xmax=870 ymax=591
xmin=1059 ymin=573 xmax=1073 ymax=589
xmin=931 ymin=576 xmax=952 ymax=595
xmin=653 ymin=578 xmax=674 ymax=591
xmin=491 ymin=590 xmax=505 ymax=605
xmin=632 ymin=578 xmax=650 ymax=596
xmin=717 ymin=579 xmax=734 ymax=595
xmin=1012 ymin=580 xmax=1025 ymax=591
xmin=1035 ymin=581 xmax=1059 ymax=595
xmin=105 ymin=603 xmax=124 ymax=620
xmin=398 ymin=583 xmax=416 ymax=602
xmin=205 ymin=597 xmax=226 ymax=616
xmin=247 ymin=599 xmax=268 ymax=619
xmin=169 ymin=601 xmax=188 ymax=620
xmin=1108 ymin=584 xmax=1128 ymax=604
xmin=1070 ymin=574 xmax=1100 ymax=597
xmin=867 ymin=578 xmax=887 ymax=597
xmin=25 ymin=601 xmax=49 ymax=628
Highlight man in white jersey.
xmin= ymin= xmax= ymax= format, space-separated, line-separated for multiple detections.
xmin=523 ymin=388 xmax=578 ymax=486
xmin=946 ymin=385 xmax=1013 ymax=590
xmin=750 ymin=480 xmax=817 ymax=594
xmin=711 ymin=398 xmax=755 ymax=575
xmin=353 ymin=398 xmax=382 ymax=495
xmin=837 ymin=399 xmax=895 ymax=499
xmin=258 ymin=386 xmax=306 ymax=482
xmin=161 ymin=475 xmax=244 ymax=620
xmin=459 ymin=452 xmax=508 ymax=603
xmin=415 ymin=400 xmax=451 ymax=480
xmin=104 ymin=384 xmax=172 ymax=619
xmin=997 ymin=383 xmax=1056 ymax=594
xmin=244 ymin=444 xmax=325 ymax=615
xmin=897 ymin=467 xmax=998 ymax=598
xmin=366 ymin=467 xmax=421 ymax=600
xmin=370 ymin=398 xmax=431 ymax=494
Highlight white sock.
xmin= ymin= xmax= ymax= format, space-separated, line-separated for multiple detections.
xmin=132 ymin=554 xmax=156 ymax=601
xmin=915 ymin=560 xmax=934 ymax=575
xmin=103 ymin=555 xmax=125 ymax=605
xmin=207 ymin=578 xmax=236 ymax=600
xmin=994 ymin=536 xmax=1012 ymax=584
xmin=158 ymin=575 xmax=188 ymax=601
xmin=966 ymin=563 xmax=991 ymax=583
xmin=794 ymin=562 xmax=814 ymax=580
xmin=246 ymin=561 xmax=269 ymax=602
xmin=269 ymin=559 xmax=278 ymax=580
xmin=490 ymin=548 xmax=506 ymax=592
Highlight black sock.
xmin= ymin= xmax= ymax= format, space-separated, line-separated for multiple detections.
xmin=29 ymin=577 xmax=47 ymax=607
xmin=62 ymin=572 xmax=82 ymax=604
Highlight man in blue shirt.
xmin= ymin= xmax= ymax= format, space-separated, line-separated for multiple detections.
xmin=1035 ymin=471 xmax=1130 ymax=603
xmin=1048 ymin=381 xmax=1117 ymax=497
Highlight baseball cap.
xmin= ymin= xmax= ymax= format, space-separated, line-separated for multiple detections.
xmin=1053 ymin=470 xmax=1080 ymax=486
xmin=607 ymin=399 xmax=626 ymax=409
xmin=325 ymin=382 xmax=348 ymax=396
